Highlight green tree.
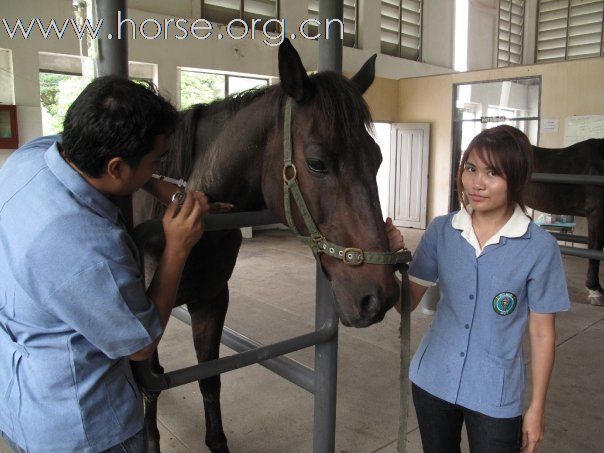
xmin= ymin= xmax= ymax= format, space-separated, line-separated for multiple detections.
xmin=180 ymin=71 xmax=225 ymax=110
xmin=39 ymin=73 xmax=88 ymax=135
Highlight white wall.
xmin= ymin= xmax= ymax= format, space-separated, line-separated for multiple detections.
xmin=467 ymin=0 xmax=498 ymax=71
xmin=423 ymin=0 xmax=455 ymax=68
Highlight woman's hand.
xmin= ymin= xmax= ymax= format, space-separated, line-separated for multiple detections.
xmin=385 ymin=217 xmax=405 ymax=252
xmin=521 ymin=405 xmax=545 ymax=453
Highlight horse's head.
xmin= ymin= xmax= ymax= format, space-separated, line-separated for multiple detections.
xmin=263 ymin=40 xmax=400 ymax=327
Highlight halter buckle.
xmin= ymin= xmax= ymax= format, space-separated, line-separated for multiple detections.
xmin=343 ymin=248 xmax=364 ymax=266
xmin=283 ymin=164 xmax=297 ymax=182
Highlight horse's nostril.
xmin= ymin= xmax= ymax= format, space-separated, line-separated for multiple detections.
xmin=360 ymin=294 xmax=381 ymax=318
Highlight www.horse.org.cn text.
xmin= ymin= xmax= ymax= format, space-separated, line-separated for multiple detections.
xmin=2 ymin=13 xmax=347 ymax=47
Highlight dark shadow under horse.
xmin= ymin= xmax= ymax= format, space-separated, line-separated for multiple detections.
xmin=134 ymin=40 xmax=398 ymax=453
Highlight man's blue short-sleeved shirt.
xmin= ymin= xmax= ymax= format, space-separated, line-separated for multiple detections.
xmin=0 ymin=136 xmax=163 ymax=451
xmin=408 ymin=208 xmax=570 ymax=418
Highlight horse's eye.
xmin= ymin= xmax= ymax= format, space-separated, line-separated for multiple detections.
xmin=306 ymin=159 xmax=329 ymax=174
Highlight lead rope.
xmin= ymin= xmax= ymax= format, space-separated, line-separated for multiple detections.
xmin=398 ymin=264 xmax=411 ymax=453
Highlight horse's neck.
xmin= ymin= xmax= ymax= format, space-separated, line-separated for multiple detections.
xmin=188 ymin=100 xmax=276 ymax=209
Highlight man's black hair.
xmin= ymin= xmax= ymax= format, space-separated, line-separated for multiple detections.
xmin=61 ymin=76 xmax=178 ymax=177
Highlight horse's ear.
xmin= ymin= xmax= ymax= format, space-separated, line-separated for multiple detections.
xmin=279 ymin=38 xmax=313 ymax=102
xmin=350 ymin=54 xmax=377 ymax=94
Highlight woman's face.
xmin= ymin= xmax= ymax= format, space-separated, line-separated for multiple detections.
xmin=461 ymin=149 xmax=509 ymax=215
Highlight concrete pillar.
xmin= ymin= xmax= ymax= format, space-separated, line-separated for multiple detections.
xmin=358 ymin=0 xmax=381 ymax=54
xmin=12 ymin=49 xmax=42 ymax=144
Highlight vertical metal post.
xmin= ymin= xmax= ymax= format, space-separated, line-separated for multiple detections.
xmin=318 ymin=0 xmax=343 ymax=73
xmin=93 ymin=0 xmax=132 ymax=228
xmin=94 ymin=0 xmax=128 ymax=78
xmin=315 ymin=2 xmax=342 ymax=451
xmin=313 ymin=263 xmax=338 ymax=453
xmin=397 ymin=267 xmax=411 ymax=453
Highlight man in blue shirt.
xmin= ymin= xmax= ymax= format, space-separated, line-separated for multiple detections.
xmin=0 ymin=77 xmax=209 ymax=452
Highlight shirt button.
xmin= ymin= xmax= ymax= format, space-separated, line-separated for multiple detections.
xmin=469 ymin=294 xmax=474 ymax=300
xmin=460 ymin=352 xmax=465 ymax=357
xmin=465 ymin=324 xmax=470 ymax=329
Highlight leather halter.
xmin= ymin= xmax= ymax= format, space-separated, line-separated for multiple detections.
xmin=282 ymin=97 xmax=412 ymax=268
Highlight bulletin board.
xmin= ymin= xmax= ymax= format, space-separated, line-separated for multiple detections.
xmin=564 ymin=115 xmax=604 ymax=146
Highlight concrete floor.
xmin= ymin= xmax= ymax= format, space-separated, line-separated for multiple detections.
xmin=1 ymin=228 xmax=603 ymax=452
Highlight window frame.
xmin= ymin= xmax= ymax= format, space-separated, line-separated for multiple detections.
xmin=179 ymin=68 xmax=270 ymax=110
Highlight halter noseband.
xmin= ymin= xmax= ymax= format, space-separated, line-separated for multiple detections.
xmin=282 ymin=97 xmax=412 ymax=268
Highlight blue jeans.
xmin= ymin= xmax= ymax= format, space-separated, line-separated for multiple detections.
xmin=412 ymin=383 xmax=522 ymax=453
xmin=1 ymin=430 xmax=145 ymax=453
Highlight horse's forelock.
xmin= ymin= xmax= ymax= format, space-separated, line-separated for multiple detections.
xmin=308 ymin=72 xmax=373 ymax=147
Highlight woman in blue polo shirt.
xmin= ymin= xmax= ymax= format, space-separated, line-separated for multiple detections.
xmin=387 ymin=125 xmax=570 ymax=453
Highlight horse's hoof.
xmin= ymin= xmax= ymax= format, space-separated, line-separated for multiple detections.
xmin=146 ymin=438 xmax=161 ymax=453
xmin=207 ymin=437 xmax=229 ymax=453
xmin=590 ymin=296 xmax=604 ymax=306
xmin=588 ymin=288 xmax=604 ymax=306
xmin=147 ymin=442 xmax=161 ymax=453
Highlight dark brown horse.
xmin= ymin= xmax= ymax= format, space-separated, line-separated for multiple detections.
xmin=526 ymin=139 xmax=604 ymax=302
xmin=134 ymin=40 xmax=397 ymax=453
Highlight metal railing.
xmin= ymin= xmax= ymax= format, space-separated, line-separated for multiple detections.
xmin=132 ymin=211 xmax=340 ymax=452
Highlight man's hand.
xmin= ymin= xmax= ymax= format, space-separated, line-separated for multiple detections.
xmin=162 ymin=191 xmax=208 ymax=255
xmin=385 ymin=217 xmax=405 ymax=252
xmin=521 ymin=405 xmax=545 ymax=453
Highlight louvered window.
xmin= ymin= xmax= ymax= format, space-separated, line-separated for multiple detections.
xmin=380 ymin=0 xmax=422 ymax=60
xmin=536 ymin=0 xmax=604 ymax=62
xmin=498 ymin=0 xmax=525 ymax=66
xmin=307 ymin=0 xmax=357 ymax=47
xmin=202 ymin=0 xmax=279 ymax=31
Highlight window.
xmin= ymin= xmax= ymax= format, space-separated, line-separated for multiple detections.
xmin=498 ymin=0 xmax=525 ymax=67
xmin=39 ymin=72 xmax=89 ymax=135
xmin=39 ymin=55 xmax=155 ymax=135
xmin=380 ymin=0 xmax=422 ymax=60
xmin=536 ymin=0 xmax=604 ymax=62
xmin=202 ymin=0 xmax=279 ymax=30
xmin=451 ymin=77 xmax=541 ymax=210
xmin=180 ymin=69 xmax=269 ymax=110
xmin=307 ymin=0 xmax=357 ymax=47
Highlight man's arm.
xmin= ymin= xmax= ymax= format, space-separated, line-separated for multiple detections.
xmin=129 ymin=192 xmax=208 ymax=361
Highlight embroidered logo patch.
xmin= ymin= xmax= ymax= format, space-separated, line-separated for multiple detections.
xmin=492 ymin=292 xmax=518 ymax=316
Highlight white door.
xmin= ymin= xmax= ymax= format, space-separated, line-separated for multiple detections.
xmin=389 ymin=123 xmax=430 ymax=229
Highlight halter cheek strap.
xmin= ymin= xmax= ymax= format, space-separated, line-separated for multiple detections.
xmin=282 ymin=97 xmax=412 ymax=268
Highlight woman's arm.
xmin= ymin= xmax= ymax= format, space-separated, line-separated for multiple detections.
xmin=393 ymin=279 xmax=428 ymax=314
xmin=385 ymin=217 xmax=429 ymax=313
xmin=522 ymin=312 xmax=556 ymax=453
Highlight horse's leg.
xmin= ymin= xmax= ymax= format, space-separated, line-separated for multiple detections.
xmin=586 ymin=206 xmax=604 ymax=304
xmin=188 ymin=289 xmax=230 ymax=453
xmin=142 ymin=350 xmax=164 ymax=453
xmin=178 ymin=230 xmax=242 ymax=453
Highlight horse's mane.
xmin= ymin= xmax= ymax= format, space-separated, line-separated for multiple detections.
xmin=165 ymin=71 xmax=373 ymax=183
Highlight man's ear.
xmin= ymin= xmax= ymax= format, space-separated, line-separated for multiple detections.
xmin=106 ymin=157 xmax=128 ymax=180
